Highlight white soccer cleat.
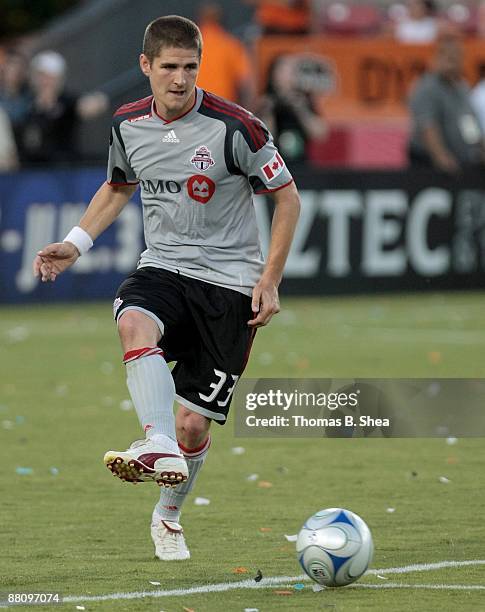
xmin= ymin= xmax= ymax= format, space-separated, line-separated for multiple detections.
xmin=103 ymin=437 xmax=188 ymax=487
xmin=151 ymin=510 xmax=190 ymax=560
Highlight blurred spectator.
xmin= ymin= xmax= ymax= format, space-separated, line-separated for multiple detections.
xmin=0 ymin=105 xmax=19 ymax=172
xmin=470 ymin=63 xmax=485 ymax=133
xmin=16 ymin=50 xmax=108 ymax=166
xmin=196 ymin=3 xmax=255 ymax=108
xmin=246 ymin=0 xmax=311 ymax=35
xmin=258 ymin=54 xmax=327 ymax=163
xmin=408 ymin=35 xmax=484 ymax=172
xmin=0 ymin=48 xmax=32 ymax=129
xmin=395 ymin=0 xmax=440 ymax=43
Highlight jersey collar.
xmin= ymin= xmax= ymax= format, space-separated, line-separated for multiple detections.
xmin=152 ymin=88 xmax=203 ymax=125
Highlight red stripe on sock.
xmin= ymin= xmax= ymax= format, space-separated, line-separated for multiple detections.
xmin=123 ymin=346 xmax=164 ymax=363
xmin=178 ymin=435 xmax=211 ymax=458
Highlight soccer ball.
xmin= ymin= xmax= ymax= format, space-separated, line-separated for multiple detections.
xmin=296 ymin=507 xmax=373 ymax=587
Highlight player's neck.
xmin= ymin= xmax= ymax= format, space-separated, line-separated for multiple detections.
xmin=154 ymin=90 xmax=196 ymax=123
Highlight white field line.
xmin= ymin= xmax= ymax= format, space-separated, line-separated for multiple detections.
xmin=0 ymin=559 xmax=483 ymax=608
xmin=354 ymin=583 xmax=485 ymax=590
xmin=56 ymin=559 xmax=485 ymax=604
xmin=366 ymin=559 xmax=485 ymax=575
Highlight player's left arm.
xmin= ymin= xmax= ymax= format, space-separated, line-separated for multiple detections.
xmin=249 ymin=181 xmax=300 ymax=328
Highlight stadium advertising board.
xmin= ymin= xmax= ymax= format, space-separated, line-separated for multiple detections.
xmin=0 ymin=167 xmax=484 ymax=303
xmin=257 ymin=37 xmax=485 ymax=121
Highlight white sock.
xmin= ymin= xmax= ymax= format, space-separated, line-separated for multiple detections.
xmin=156 ymin=435 xmax=211 ymax=523
xmin=124 ymin=347 xmax=177 ymax=444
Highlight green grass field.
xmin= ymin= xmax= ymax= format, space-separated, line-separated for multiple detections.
xmin=1 ymin=293 xmax=484 ymax=611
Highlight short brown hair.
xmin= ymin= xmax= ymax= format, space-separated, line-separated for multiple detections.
xmin=143 ymin=15 xmax=203 ymax=63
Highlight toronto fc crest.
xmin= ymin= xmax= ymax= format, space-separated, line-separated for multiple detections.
xmin=190 ymin=145 xmax=215 ymax=172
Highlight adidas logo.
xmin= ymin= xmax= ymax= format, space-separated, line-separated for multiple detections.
xmin=162 ymin=129 xmax=180 ymax=143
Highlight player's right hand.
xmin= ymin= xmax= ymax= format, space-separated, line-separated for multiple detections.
xmin=33 ymin=242 xmax=80 ymax=282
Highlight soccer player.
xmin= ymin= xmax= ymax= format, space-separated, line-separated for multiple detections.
xmin=33 ymin=15 xmax=300 ymax=561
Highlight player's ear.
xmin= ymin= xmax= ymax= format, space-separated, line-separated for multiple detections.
xmin=139 ymin=54 xmax=151 ymax=77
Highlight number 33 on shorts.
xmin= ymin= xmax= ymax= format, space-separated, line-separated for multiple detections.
xmin=199 ymin=369 xmax=239 ymax=408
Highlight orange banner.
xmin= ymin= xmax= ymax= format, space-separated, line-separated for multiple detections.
xmin=257 ymin=36 xmax=485 ymax=121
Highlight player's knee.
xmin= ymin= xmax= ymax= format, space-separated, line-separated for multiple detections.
xmin=117 ymin=310 xmax=160 ymax=349
xmin=177 ymin=410 xmax=210 ymax=448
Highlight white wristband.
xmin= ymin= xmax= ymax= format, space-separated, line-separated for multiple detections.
xmin=63 ymin=226 xmax=93 ymax=256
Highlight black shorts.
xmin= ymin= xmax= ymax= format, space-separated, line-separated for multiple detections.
xmin=114 ymin=267 xmax=256 ymax=424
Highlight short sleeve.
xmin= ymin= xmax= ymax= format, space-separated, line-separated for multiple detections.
xmin=107 ymin=122 xmax=138 ymax=185
xmin=232 ymin=126 xmax=293 ymax=194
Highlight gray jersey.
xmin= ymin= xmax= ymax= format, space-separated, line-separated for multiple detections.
xmin=107 ymin=88 xmax=293 ymax=296
xmin=409 ymin=73 xmax=483 ymax=165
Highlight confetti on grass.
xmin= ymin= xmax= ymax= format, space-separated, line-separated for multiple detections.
xmin=439 ymin=476 xmax=451 ymax=484
xmin=6 ymin=326 xmax=30 ymax=342
xmin=149 ymin=581 xmax=161 ymax=586
xmin=231 ymin=446 xmax=245 ymax=455
xmin=55 ymin=384 xmax=69 ymax=397
xmin=257 ymin=481 xmax=273 ymax=488
xmin=100 ymin=362 xmax=114 ymax=375
xmin=258 ymin=352 xmax=274 ymax=366
xmin=428 ymin=351 xmax=442 ymax=364
xmin=246 ymin=474 xmax=259 ymax=482
xmin=15 ymin=467 xmax=33 ymax=475
xmin=194 ymin=497 xmax=210 ymax=506
xmin=232 ymin=567 xmax=248 ymax=574
xmin=254 ymin=569 xmax=263 ymax=582
xmin=284 ymin=534 xmax=298 ymax=542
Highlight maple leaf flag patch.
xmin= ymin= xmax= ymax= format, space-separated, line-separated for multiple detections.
xmin=261 ymin=152 xmax=285 ymax=182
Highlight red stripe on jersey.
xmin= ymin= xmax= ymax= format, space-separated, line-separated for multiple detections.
xmin=203 ymin=98 xmax=263 ymax=150
xmin=203 ymin=93 xmax=266 ymax=149
xmin=254 ymin=178 xmax=294 ymax=195
xmin=153 ymin=94 xmax=197 ymax=124
xmin=115 ymin=95 xmax=153 ymax=117
xmin=202 ymin=94 xmax=266 ymax=150
xmin=107 ymin=180 xmax=139 ymax=186
xmin=204 ymin=91 xmax=259 ymax=125
xmin=123 ymin=346 xmax=164 ymax=363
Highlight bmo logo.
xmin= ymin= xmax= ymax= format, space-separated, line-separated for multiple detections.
xmin=187 ymin=175 xmax=216 ymax=204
